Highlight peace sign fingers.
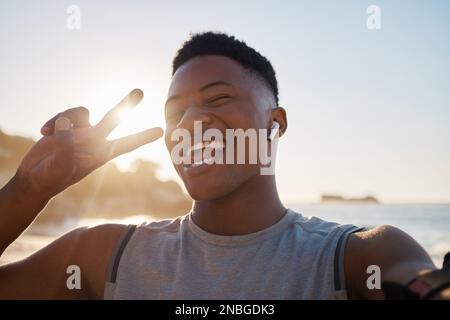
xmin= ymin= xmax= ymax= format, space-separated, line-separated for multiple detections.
xmin=94 ymin=88 xmax=144 ymax=137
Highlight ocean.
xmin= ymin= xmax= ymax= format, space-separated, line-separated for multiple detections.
xmin=1 ymin=204 xmax=449 ymax=267
xmin=292 ymin=204 xmax=450 ymax=266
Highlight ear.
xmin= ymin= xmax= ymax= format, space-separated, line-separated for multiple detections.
xmin=270 ymin=107 xmax=287 ymax=138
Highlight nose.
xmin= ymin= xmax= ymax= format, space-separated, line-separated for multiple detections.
xmin=176 ymin=106 xmax=213 ymax=133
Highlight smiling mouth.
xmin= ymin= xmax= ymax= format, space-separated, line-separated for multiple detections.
xmin=181 ymin=140 xmax=224 ymax=171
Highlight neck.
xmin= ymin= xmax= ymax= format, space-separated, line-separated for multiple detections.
xmin=192 ymin=174 xmax=286 ymax=235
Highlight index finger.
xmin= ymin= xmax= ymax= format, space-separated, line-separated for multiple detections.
xmin=94 ymin=88 xmax=144 ymax=137
xmin=41 ymin=107 xmax=90 ymax=136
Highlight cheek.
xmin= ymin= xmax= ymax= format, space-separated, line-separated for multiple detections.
xmin=225 ymin=102 xmax=268 ymax=130
xmin=246 ymin=110 xmax=269 ymax=130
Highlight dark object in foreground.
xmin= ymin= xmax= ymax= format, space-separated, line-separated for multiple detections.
xmin=382 ymin=251 xmax=450 ymax=299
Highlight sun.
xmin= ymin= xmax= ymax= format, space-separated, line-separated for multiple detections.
xmin=117 ymin=109 xmax=133 ymax=128
xmin=104 ymin=92 xmax=168 ymax=173
xmin=85 ymin=77 xmax=173 ymax=178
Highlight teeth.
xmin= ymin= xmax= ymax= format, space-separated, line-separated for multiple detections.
xmin=187 ymin=142 xmax=205 ymax=155
xmin=206 ymin=140 xmax=224 ymax=150
xmin=203 ymin=155 xmax=215 ymax=165
xmin=186 ymin=140 xmax=224 ymax=156
xmin=182 ymin=140 xmax=224 ymax=170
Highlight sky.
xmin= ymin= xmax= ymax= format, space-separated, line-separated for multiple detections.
xmin=0 ymin=0 xmax=449 ymax=204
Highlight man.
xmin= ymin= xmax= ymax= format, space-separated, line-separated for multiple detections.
xmin=0 ymin=32 xmax=448 ymax=299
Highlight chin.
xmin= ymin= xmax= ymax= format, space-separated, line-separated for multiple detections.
xmin=183 ymin=173 xmax=246 ymax=201
xmin=177 ymin=163 xmax=258 ymax=201
xmin=185 ymin=181 xmax=232 ymax=201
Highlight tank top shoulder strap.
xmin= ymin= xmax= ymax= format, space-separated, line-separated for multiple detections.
xmin=333 ymin=225 xmax=365 ymax=298
xmin=106 ymin=224 xmax=137 ymax=284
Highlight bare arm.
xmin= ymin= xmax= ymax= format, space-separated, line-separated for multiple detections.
xmin=0 ymin=224 xmax=126 ymax=299
xmin=345 ymin=225 xmax=450 ymax=300
xmin=0 ymin=89 xmax=162 ymax=298
xmin=0 ymin=174 xmax=49 ymax=256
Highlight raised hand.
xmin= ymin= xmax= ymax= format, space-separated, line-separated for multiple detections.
xmin=17 ymin=89 xmax=163 ymax=199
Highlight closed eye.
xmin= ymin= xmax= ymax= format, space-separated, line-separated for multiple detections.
xmin=205 ymin=95 xmax=232 ymax=107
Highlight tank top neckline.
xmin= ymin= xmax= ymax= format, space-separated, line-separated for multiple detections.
xmin=186 ymin=208 xmax=298 ymax=246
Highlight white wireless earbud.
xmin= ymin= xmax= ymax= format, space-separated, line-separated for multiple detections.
xmin=268 ymin=121 xmax=280 ymax=141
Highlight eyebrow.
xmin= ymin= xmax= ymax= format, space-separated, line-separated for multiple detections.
xmin=199 ymin=80 xmax=233 ymax=92
xmin=165 ymin=80 xmax=234 ymax=109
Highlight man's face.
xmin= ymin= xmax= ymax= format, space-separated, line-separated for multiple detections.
xmin=164 ymin=55 xmax=275 ymax=200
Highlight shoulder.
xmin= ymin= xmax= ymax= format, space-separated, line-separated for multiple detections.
xmin=344 ymin=225 xmax=435 ymax=299
xmin=67 ymin=223 xmax=128 ymax=243
xmin=26 ymin=223 xmax=128 ymax=269
xmin=346 ymin=225 xmax=432 ymax=266
xmin=130 ymin=216 xmax=185 ymax=242
xmin=138 ymin=216 xmax=184 ymax=232
xmin=59 ymin=223 xmax=128 ymax=258
xmin=57 ymin=223 xmax=129 ymax=298
xmin=0 ymin=223 xmax=127 ymax=299
xmin=288 ymin=211 xmax=359 ymax=247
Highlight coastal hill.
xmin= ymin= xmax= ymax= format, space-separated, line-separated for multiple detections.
xmin=321 ymin=194 xmax=379 ymax=205
xmin=0 ymin=129 xmax=192 ymax=223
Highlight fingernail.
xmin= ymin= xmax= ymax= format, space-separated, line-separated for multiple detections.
xmin=55 ymin=117 xmax=72 ymax=131
xmin=131 ymin=88 xmax=143 ymax=101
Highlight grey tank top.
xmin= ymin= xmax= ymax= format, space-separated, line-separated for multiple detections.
xmin=104 ymin=209 xmax=362 ymax=300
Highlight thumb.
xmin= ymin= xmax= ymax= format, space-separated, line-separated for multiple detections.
xmin=52 ymin=117 xmax=75 ymax=176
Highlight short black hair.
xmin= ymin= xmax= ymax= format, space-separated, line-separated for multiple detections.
xmin=172 ymin=32 xmax=279 ymax=105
